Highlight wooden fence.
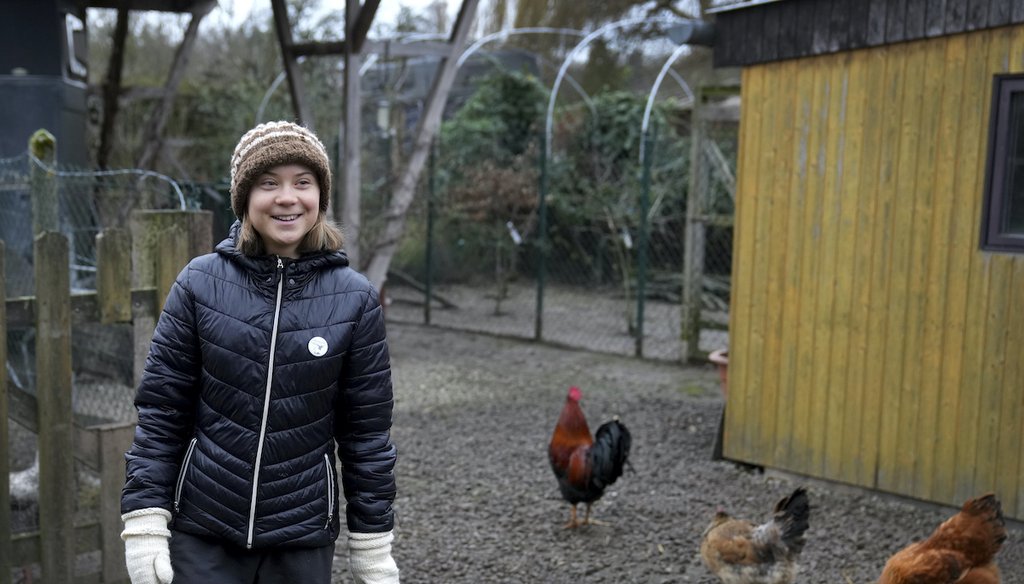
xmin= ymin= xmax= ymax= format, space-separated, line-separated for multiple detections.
xmin=1 ymin=134 xmax=211 ymax=583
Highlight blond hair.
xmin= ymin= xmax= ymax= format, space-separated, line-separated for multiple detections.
xmin=236 ymin=213 xmax=344 ymax=257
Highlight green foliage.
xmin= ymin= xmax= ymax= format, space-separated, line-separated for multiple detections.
xmin=546 ymin=91 xmax=690 ymax=285
xmin=442 ymin=69 xmax=548 ymax=165
xmin=551 ymin=91 xmax=688 ymax=221
xmin=421 ymin=70 xmax=549 ymax=284
xmin=418 ymin=68 xmax=692 ymax=295
xmin=578 ymin=39 xmax=632 ymax=94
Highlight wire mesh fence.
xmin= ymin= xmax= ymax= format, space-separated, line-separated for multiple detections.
xmin=2 ymin=152 xmax=197 ymax=536
xmin=0 ymin=151 xmax=195 ymax=296
xmin=386 ymin=89 xmax=738 ymax=363
xmin=2 ymin=148 xmax=194 ymax=409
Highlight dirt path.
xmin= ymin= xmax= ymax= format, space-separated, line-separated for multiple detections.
xmin=330 ymin=321 xmax=1024 ymax=583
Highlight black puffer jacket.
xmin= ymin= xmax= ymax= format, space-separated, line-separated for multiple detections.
xmin=122 ymin=223 xmax=396 ymax=549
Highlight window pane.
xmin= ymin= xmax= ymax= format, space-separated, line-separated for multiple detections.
xmin=1005 ymin=92 xmax=1024 ymax=233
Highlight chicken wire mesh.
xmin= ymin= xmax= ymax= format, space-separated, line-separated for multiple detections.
xmin=0 ymin=151 xmax=194 ymax=295
xmin=386 ymin=92 xmax=738 ymax=363
xmin=3 ymin=152 xmax=194 ymax=535
xmin=1 ymin=150 xmax=192 ymax=385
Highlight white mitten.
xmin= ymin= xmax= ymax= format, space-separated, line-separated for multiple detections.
xmin=348 ymin=530 xmax=400 ymax=584
xmin=121 ymin=508 xmax=174 ymax=584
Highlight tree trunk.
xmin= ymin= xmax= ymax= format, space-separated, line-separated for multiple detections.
xmin=363 ymin=0 xmax=480 ymax=289
xmin=97 ymin=6 xmax=128 ymax=170
xmin=134 ymin=3 xmax=213 ymax=186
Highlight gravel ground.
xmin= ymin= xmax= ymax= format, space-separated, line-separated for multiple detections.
xmin=330 ymin=321 xmax=1024 ymax=584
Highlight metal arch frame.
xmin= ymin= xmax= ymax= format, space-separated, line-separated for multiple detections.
xmin=640 ymin=43 xmax=693 ymax=164
xmin=544 ymin=15 xmax=694 ymax=155
xmin=455 ymin=27 xmax=597 ymax=117
xmin=456 ymin=27 xmax=586 ymax=68
xmin=458 ymin=26 xmax=695 ymax=122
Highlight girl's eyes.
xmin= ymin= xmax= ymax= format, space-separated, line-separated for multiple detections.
xmin=257 ymin=176 xmax=315 ymax=188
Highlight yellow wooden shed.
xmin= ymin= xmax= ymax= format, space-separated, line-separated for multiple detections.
xmin=711 ymin=0 xmax=1024 ymax=520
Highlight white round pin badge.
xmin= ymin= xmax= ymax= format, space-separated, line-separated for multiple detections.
xmin=307 ymin=336 xmax=328 ymax=357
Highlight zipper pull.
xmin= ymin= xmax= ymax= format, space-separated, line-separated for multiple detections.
xmin=277 ymin=256 xmax=284 ymax=270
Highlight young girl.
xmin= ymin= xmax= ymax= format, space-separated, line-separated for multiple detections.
xmin=120 ymin=121 xmax=399 ymax=584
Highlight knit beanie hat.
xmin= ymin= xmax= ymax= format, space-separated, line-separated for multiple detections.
xmin=229 ymin=121 xmax=332 ymax=218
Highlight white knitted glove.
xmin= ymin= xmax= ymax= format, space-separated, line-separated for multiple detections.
xmin=121 ymin=508 xmax=174 ymax=584
xmin=348 ymin=530 xmax=400 ymax=584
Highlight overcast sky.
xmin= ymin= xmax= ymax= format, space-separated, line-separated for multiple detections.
xmin=210 ymin=0 xmax=447 ymax=28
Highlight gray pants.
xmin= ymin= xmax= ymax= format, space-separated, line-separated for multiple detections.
xmin=169 ymin=529 xmax=335 ymax=584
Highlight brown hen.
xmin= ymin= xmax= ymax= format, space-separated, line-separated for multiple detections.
xmin=879 ymin=493 xmax=1007 ymax=584
xmin=700 ymin=487 xmax=810 ymax=584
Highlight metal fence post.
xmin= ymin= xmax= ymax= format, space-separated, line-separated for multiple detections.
xmin=636 ymin=123 xmax=656 ymax=357
xmin=535 ymin=129 xmax=549 ymax=342
xmin=425 ymin=139 xmax=436 ymax=325
xmin=0 ymin=241 xmax=10 ymax=584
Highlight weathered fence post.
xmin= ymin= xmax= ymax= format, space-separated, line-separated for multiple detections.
xmin=34 ymin=231 xmax=76 ymax=583
xmin=682 ymin=89 xmax=708 ymax=363
xmin=97 ymin=422 xmax=135 ymax=583
xmin=130 ymin=210 xmax=212 ymax=303
xmin=93 ymin=224 xmax=138 ymax=582
xmin=156 ymin=224 xmax=190 ymax=311
xmin=129 ymin=210 xmax=211 ymax=384
xmin=29 ymin=130 xmax=58 ymax=236
xmin=0 ymin=240 xmax=11 ymax=584
xmin=97 ymin=228 xmax=133 ymax=324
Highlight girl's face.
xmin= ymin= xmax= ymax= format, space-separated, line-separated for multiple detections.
xmin=247 ymin=163 xmax=320 ymax=258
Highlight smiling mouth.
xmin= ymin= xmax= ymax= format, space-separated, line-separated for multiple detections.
xmin=273 ymin=214 xmax=300 ymax=221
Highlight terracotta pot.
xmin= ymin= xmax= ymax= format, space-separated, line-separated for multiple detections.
xmin=708 ymin=349 xmax=728 ymax=398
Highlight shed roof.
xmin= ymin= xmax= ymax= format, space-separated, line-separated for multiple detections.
xmin=74 ymin=0 xmax=214 ymax=12
xmin=713 ymin=0 xmax=1024 ymax=67
xmin=706 ymin=0 xmax=782 ymax=15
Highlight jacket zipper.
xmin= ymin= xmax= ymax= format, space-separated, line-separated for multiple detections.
xmin=323 ymin=454 xmax=334 ymax=529
xmin=246 ymin=256 xmax=285 ymax=549
xmin=173 ymin=437 xmax=198 ymax=513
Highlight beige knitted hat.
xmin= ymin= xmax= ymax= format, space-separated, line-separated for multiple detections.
xmin=229 ymin=121 xmax=332 ymax=218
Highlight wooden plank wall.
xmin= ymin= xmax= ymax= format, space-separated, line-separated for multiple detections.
xmin=725 ymin=24 xmax=1024 ymax=519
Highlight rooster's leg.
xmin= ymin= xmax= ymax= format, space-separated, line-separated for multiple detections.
xmin=562 ymin=504 xmax=579 ymax=529
xmin=582 ymin=503 xmax=608 ymax=526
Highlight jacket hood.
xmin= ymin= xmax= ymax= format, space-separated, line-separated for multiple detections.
xmin=215 ymin=220 xmax=349 ymax=276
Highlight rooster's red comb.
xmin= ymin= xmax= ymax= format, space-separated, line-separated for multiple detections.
xmin=568 ymin=386 xmax=582 ymax=401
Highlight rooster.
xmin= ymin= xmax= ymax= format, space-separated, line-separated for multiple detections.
xmin=548 ymin=386 xmax=631 ymax=528
xmin=878 ymin=493 xmax=1007 ymax=584
xmin=700 ymin=486 xmax=810 ymax=584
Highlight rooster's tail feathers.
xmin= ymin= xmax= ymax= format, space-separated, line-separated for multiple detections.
xmin=772 ymin=487 xmax=810 ymax=555
xmin=589 ymin=419 xmax=632 ymax=487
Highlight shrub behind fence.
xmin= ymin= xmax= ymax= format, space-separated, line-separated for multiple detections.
xmin=387 ymin=88 xmax=738 ymax=363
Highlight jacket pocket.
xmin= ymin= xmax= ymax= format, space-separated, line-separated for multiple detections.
xmin=174 ymin=438 xmax=198 ymax=513
xmin=323 ymin=453 xmax=335 ymax=529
